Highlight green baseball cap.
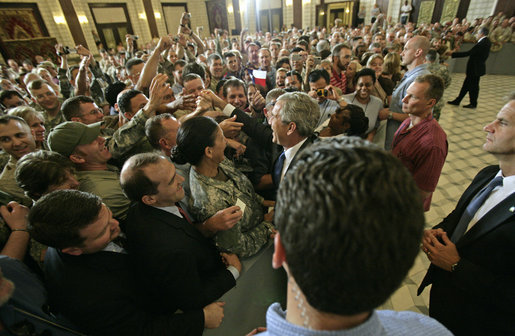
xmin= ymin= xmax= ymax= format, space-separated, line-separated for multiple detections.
xmin=48 ymin=121 xmax=102 ymax=157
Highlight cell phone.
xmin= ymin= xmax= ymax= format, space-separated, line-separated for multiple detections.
xmin=314 ymin=56 xmax=321 ymax=65
xmin=291 ymin=54 xmax=301 ymax=62
xmin=184 ymin=13 xmax=191 ymax=19
xmin=130 ymin=35 xmax=139 ymax=40
xmin=63 ymin=46 xmax=77 ymax=54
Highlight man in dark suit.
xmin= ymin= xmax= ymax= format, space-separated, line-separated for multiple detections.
xmin=447 ymin=27 xmax=491 ymax=108
xmin=120 ymin=153 xmax=242 ymax=329
xmin=418 ymin=97 xmax=515 ymax=335
xmin=202 ymin=90 xmax=320 ymax=189
xmin=28 ymin=190 xmax=213 ymax=335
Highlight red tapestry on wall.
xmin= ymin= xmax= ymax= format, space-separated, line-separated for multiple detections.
xmin=0 ymin=8 xmax=45 ymax=41
xmin=205 ymin=0 xmax=229 ymax=34
xmin=2 ymin=38 xmax=58 ymax=64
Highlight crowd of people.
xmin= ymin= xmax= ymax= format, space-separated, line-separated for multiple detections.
xmin=0 ymin=7 xmax=513 ymax=336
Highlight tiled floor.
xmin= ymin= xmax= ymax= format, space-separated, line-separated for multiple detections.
xmin=379 ymin=73 xmax=515 ymax=314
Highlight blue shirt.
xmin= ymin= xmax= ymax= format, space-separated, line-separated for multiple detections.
xmin=259 ymin=303 xmax=452 ymax=336
xmin=385 ymin=63 xmax=430 ymax=150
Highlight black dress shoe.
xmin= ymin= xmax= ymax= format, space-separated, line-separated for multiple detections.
xmin=447 ymin=100 xmax=460 ymax=105
xmin=463 ymin=104 xmax=477 ymax=109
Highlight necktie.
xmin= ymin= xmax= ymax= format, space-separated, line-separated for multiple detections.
xmin=177 ymin=204 xmax=193 ymax=225
xmin=112 ymin=235 xmax=127 ymax=250
xmin=273 ymin=152 xmax=286 ymax=186
xmin=451 ymin=176 xmax=503 ymax=242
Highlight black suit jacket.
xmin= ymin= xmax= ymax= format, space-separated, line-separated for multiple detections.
xmin=231 ymin=107 xmax=318 ymax=188
xmin=418 ymin=165 xmax=515 ymax=335
xmin=125 ymin=202 xmax=236 ymax=313
xmin=44 ymin=247 xmax=203 ymax=336
xmin=452 ymin=37 xmax=491 ymax=77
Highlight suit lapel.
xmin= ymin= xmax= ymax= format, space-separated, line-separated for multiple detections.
xmin=445 ymin=171 xmax=495 ymax=236
xmin=457 ymin=193 xmax=515 ymax=248
xmin=145 ymin=204 xmax=207 ymax=242
xmin=287 ymin=135 xmax=317 ymax=175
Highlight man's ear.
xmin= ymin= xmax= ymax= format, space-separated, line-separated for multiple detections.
xmin=158 ymin=138 xmax=172 ymax=151
xmin=61 ymin=246 xmax=83 ymax=256
xmin=272 ymin=233 xmax=286 ymax=269
xmin=427 ymin=98 xmax=437 ymax=109
xmin=69 ymin=154 xmax=85 ymax=164
xmin=286 ymin=122 xmax=297 ymax=135
xmin=141 ymin=194 xmax=156 ymax=206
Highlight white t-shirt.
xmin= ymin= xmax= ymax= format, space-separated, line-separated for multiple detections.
xmin=401 ymin=4 xmax=412 ymax=16
xmin=343 ymin=93 xmax=382 ymax=134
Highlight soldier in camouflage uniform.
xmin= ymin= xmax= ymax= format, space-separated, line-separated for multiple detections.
xmin=426 ymin=49 xmax=451 ymax=121
xmin=189 ymin=158 xmax=273 ymax=258
xmin=27 ymin=80 xmax=66 ymax=134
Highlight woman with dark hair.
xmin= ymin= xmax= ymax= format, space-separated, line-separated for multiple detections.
xmin=342 ymin=68 xmax=384 ymax=142
xmin=317 ymin=105 xmax=369 ymax=138
xmin=172 ymin=116 xmax=273 ymax=258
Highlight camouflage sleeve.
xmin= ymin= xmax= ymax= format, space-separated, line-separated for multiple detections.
xmin=29 ymin=239 xmax=47 ymax=268
xmin=106 ymin=109 xmax=148 ymax=159
xmin=90 ymin=62 xmax=105 ymax=80
xmin=58 ymin=67 xmax=73 ymax=99
xmin=442 ymin=68 xmax=451 ymax=88
xmin=214 ymin=220 xmax=270 ymax=258
xmin=188 ymin=168 xmax=270 ymax=257
xmin=90 ymin=80 xmax=107 ymax=107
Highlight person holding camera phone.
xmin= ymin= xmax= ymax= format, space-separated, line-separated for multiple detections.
xmin=308 ymin=69 xmax=346 ymax=128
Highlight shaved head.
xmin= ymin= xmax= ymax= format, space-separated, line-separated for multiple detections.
xmin=410 ymin=36 xmax=430 ymax=58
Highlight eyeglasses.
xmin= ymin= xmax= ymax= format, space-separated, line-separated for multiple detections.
xmin=81 ymin=108 xmax=104 ymax=117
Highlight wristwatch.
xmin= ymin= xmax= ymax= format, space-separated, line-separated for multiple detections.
xmin=387 ymin=112 xmax=393 ymax=120
xmin=450 ymin=261 xmax=460 ymax=272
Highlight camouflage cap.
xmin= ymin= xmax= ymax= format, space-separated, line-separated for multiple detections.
xmin=47 ymin=121 xmax=101 ymax=157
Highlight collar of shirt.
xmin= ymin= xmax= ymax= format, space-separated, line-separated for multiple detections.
xmin=397 ymin=113 xmax=432 ymax=134
xmin=102 ymin=238 xmax=127 ymax=254
xmin=265 ymin=303 xmax=382 ymax=336
xmin=501 ymin=171 xmax=515 ymax=188
xmin=153 ymin=205 xmax=183 ymax=218
xmin=281 ymin=138 xmax=308 ymax=179
xmin=332 ymin=67 xmax=343 ymax=80
xmin=466 ymin=170 xmax=515 ymax=232
xmin=404 ymin=63 xmax=429 ymax=79
xmin=478 ymin=36 xmax=487 ymax=43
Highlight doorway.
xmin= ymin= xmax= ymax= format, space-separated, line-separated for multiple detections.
xmin=259 ymin=8 xmax=283 ymax=33
xmin=327 ymin=2 xmax=354 ymax=28
xmin=89 ymin=4 xmax=134 ymax=52
xmin=162 ymin=3 xmax=189 ymax=35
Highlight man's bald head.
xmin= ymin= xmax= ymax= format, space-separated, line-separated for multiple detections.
xmin=410 ymin=36 xmax=430 ymax=58
xmin=401 ymin=36 xmax=431 ymax=69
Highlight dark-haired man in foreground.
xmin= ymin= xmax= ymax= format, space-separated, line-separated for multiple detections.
xmin=29 ymin=190 xmax=225 ymax=335
xmin=251 ymin=137 xmax=451 ymax=335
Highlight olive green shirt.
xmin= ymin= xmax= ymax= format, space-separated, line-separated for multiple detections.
xmin=77 ymin=165 xmax=130 ymax=221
